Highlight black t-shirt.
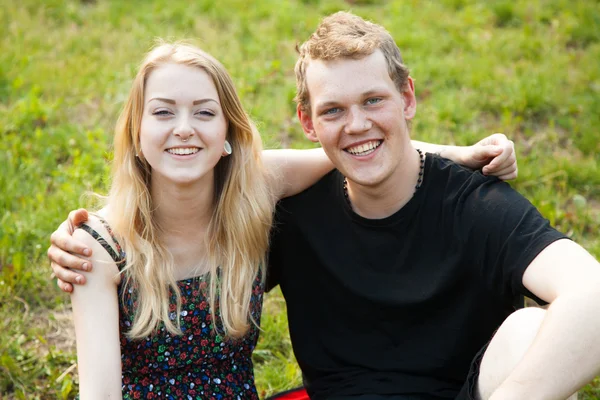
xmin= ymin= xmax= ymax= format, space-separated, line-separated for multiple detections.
xmin=266 ymin=154 xmax=567 ymax=400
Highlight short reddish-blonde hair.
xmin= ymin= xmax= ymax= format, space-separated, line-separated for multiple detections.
xmin=295 ymin=11 xmax=410 ymax=114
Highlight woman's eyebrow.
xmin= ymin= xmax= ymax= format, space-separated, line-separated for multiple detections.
xmin=147 ymin=97 xmax=219 ymax=105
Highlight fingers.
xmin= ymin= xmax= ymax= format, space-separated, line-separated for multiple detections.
xmin=475 ymin=133 xmax=517 ymax=180
xmin=498 ymin=170 xmax=518 ymax=181
xmin=56 ymin=277 xmax=75 ymax=294
xmin=474 ymin=144 xmax=502 ymax=162
xmin=489 ymin=132 xmax=508 ymax=143
xmin=47 ymin=209 xmax=92 ymax=294
xmin=482 ymin=133 xmax=517 ymax=179
xmin=478 ymin=132 xmax=508 ymax=147
xmin=47 ymin=244 xmax=91 ymax=272
xmin=484 ymin=163 xmax=518 ymax=181
xmin=486 ymin=140 xmax=515 ymax=171
xmin=69 ymin=208 xmax=89 ymax=228
xmin=51 ymin=260 xmax=87 ymax=286
xmin=50 ymin=224 xmax=91 ymax=257
xmin=487 ymin=150 xmax=514 ymax=171
xmin=498 ymin=165 xmax=519 ymax=181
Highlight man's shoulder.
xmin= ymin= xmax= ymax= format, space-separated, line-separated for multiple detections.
xmin=427 ymin=155 xmax=549 ymax=236
xmin=278 ymin=169 xmax=340 ymax=207
xmin=429 ymin=153 xmax=495 ymax=186
xmin=427 ymin=154 xmax=512 ymax=201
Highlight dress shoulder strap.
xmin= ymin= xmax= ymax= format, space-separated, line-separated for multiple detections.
xmin=76 ymin=216 xmax=125 ymax=266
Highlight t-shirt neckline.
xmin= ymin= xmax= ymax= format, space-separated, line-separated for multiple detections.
xmin=339 ymin=153 xmax=433 ymax=227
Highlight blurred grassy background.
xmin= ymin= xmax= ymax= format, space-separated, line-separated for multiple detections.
xmin=1 ymin=0 xmax=599 ymax=398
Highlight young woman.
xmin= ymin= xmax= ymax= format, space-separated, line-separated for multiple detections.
xmin=56 ymin=42 xmax=517 ymax=399
xmin=71 ymin=42 xmax=285 ymax=399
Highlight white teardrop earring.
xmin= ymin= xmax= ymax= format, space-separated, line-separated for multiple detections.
xmin=223 ymin=140 xmax=232 ymax=156
xmin=135 ymin=149 xmax=143 ymax=159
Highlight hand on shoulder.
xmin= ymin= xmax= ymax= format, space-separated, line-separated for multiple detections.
xmin=72 ymin=213 xmax=121 ymax=288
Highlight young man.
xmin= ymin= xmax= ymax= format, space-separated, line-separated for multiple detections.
xmin=265 ymin=12 xmax=600 ymax=400
xmin=48 ymin=12 xmax=600 ymax=400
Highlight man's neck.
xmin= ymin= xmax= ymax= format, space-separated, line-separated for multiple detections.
xmin=345 ymin=147 xmax=423 ymax=219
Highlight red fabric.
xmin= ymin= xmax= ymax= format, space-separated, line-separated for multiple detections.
xmin=266 ymin=387 xmax=309 ymax=400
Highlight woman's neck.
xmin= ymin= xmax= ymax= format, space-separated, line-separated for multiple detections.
xmin=151 ymin=173 xmax=214 ymax=232
xmin=150 ymin=175 xmax=215 ymax=279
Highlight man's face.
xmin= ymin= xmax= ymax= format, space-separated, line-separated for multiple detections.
xmin=299 ymin=50 xmax=416 ymax=188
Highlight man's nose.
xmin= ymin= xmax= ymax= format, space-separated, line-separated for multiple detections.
xmin=345 ymin=107 xmax=372 ymax=134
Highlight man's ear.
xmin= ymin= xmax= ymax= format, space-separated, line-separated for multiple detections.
xmin=403 ymin=76 xmax=417 ymax=120
xmin=297 ymin=104 xmax=319 ymax=143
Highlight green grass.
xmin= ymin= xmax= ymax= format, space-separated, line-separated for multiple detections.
xmin=1 ymin=0 xmax=599 ymax=398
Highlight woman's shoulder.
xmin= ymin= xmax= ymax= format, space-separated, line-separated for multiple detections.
xmin=74 ymin=211 xmax=124 ymax=278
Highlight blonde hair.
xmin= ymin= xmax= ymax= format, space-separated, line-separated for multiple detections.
xmin=108 ymin=42 xmax=274 ymax=339
xmin=295 ymin=11 xmax=410 ymax=114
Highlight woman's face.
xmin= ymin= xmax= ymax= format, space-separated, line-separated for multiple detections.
xmin=139 ymin=63 xmax=229 ymax=188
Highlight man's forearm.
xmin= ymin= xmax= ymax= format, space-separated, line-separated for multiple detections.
xmin=410 ymin=140 xmax=461 ymax=162
xmin=491 ymin=291 xmax=600 ymax=400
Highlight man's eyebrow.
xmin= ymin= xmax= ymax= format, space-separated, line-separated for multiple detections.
xmin=314 ymin=89 xmax=390 ymax=110
xmin=314 ymin=100 xmax=341 ymax=110
xmin=147 ymin=98 xmax=219 ymax=105
xmin=362 ymin=89 xmax=388 ymax=97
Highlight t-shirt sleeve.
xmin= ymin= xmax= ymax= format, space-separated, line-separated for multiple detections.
xmin=460 ymin=178 xmax=569 ymax=305
xmin=265 ymin=204 xmax=284 ymax=292
xmin=265 ymin=247 xmax=280 ymax=292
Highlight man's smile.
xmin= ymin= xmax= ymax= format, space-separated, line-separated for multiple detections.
xmin=344 ymin=140 xmax=383 ymax=156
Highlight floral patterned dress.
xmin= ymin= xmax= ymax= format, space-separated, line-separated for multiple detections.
xmin=78 ymin=222 xmax=263 ymax=400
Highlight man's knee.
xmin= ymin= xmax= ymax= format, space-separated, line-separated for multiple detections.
xmin=477 ymin=307 xmax=546 ymax=399
xmin=494 ymin=307 xmax=546 ymax=354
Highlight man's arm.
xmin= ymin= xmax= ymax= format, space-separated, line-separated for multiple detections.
xmin=70 ymin=220 xmax=122 ymax=399
xmin=490 ymin=239 xmax=600 ymax=399
xmin=51 ymin=133 xmax=518 ymax=290
xmin=48 ymin=209 xmax=93 ymax=291
xmin=265 ymin=133 xmax=518 ymax=199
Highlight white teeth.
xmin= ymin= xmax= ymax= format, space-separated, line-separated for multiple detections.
xmin=346 ymin=140 xmax=381 ymax=156
xmin=166 ymin=148 xmax=200 ymax=155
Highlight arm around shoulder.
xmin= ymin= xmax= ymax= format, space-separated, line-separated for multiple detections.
xmin=263 ymin=148 xmax=334 ymax=199
xmin=71 ymin=219 xmax=123 ymax=399
xmin=412 ymin=133 xmax=518 ymax=180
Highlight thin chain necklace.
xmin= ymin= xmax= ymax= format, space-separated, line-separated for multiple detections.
xmin=343 ymin=148 xmax=425 ymax=207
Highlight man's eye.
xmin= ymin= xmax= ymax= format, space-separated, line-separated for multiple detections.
xmin=323 ymin=107 xmax=341 ymax=115
xmin=366 ymin=98 xmax=382 ymax=105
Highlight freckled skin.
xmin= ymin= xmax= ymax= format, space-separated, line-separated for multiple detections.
xmin=302 ymin=50 xmax=417 ymax=189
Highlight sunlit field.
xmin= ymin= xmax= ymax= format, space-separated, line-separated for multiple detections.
xmin=1 ymin=0 xmax=599 ymax=398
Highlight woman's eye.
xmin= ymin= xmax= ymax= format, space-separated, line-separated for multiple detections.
xmin=196 ymin=110 xmax=215 ymax=117
xmin=152 ymin=110 xmax=172 ymax=116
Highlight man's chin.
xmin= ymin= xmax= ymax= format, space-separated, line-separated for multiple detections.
xmin=343 ymin=173 xmax=383 ymax=188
